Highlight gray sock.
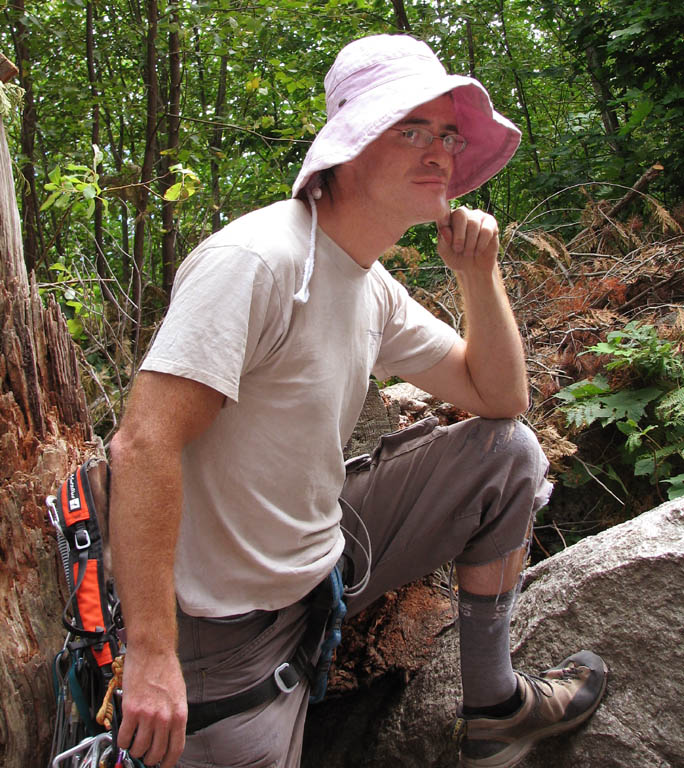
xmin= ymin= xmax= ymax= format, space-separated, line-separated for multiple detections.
xmin=458 ymin=587 xmax=518 ymax=709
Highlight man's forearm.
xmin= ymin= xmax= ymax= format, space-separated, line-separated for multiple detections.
xmin=109 ymin=432 xmax=182 ymax=651
xmin=458 ymin=265 xmax=528 ymax=416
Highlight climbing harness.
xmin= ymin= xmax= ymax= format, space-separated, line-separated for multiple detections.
xmin=46 ymin=459 xmax=142 ymax=768
xmin=308 ymin=562 xmax=347 ymax=704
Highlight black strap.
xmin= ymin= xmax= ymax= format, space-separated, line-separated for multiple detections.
xmin=185 ymin=651 xmax=305 ymax=734
xmin=186 ymin=568 xmax=340 ymax=735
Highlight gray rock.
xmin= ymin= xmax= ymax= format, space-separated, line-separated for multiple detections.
xmin=344 ymin=380 xmax=398 ymax=459
xmin=510 ymin=500 xmax=684 ymax=768
xmin=304 ymin=501 xmax=684 ymax=767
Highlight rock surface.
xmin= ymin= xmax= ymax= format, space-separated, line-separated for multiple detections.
xmin=304 ymin=500 xmax=684 ymax=767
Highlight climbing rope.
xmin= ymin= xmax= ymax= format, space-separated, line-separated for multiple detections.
xmin=96 ymin=655 xmax=124 ymax=730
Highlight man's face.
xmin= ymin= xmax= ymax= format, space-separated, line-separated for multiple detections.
xmin=340 ymin=93 xmax=456 ymax=228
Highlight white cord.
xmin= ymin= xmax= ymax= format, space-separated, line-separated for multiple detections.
xmin=294 ymin=188 xmax=319 ymax=303
xmin=339 ymin=497 xmax=372 ymax=597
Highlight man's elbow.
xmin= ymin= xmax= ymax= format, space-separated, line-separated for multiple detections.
xmin=481 ymin=389 xmax=529 ymax=420
xmin=511 ymin=388 xmax=530 ymax=417
xmin=109 ymin=421 xmax=161 ymax=473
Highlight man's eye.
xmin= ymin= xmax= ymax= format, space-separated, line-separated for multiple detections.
xmin=403 ymin=129 xmax=418 ymax=140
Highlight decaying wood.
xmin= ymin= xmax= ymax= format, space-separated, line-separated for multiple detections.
xmin=568 ymin=164 xmax=664 ymax=250
xmin=0 ymin=53 xmax=18 ymax=83
xmin=0 ymin=79 xmax=98 ymax=767
xmin=606 ymin=163 xmax=664 ymax=219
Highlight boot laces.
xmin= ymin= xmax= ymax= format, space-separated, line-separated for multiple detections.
xmin=520 ymin=662 xmax=581 ymax=704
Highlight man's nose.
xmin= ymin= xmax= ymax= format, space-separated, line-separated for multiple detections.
xmin=422 ymin=141 xmax=451 ymax=168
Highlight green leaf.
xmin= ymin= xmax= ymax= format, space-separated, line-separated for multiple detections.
xmin=664 ymin=474 xmax=684 ymax=500
xmin=54 ymin=193 xmax=72 ymax=210
xmin=609 ymin=23 xmax=644 ymax=40
xmin=67 ymin=317 xmax=84 ymax=339
xmin=164 ymin=182 xmax=183 ymax=201
xmin=619 ymin=99 xmax=654 ymax=136
xmin=66 ymin=299 xmax=83 ymax=313
xmin=40 ymin=189 xmax=62 ymax=211
xmin=554 ymin=376 xmax=611 ymax=404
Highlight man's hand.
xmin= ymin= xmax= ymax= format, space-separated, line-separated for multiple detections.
xmin=437 ymin=206 xmax=499 ymax=276
xmin=117 ymin=647 xmax=187 ymax=768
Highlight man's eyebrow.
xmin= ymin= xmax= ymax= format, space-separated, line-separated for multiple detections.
xmin=397 ymin=116 xmax=460 ymax=132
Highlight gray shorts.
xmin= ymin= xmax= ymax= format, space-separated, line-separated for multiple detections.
xmin=178 ymin=417 xmax=552 ymax=767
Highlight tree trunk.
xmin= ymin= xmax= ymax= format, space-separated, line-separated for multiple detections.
xmin=390 ymin=0 xmax=411 ymax=31
xmin=160 ymin=0 xmax=182 ymax=301
xmin=0 ymin=57 xmax=98 ymax=768
xmin=584 ymin=43 xmax=622 ymax=155
xmin=211 ymin=54 xmax=229 ymax=233
xmin=11 ymin=0 xmax=42 ymax=274
xmin=132 ymin=0 xmax=159 ymax=360
xmin=86 ymin=0 xmax=115 ymax=305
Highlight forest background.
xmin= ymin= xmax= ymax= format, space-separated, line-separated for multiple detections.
xmin=2 ymin=0 xmax=684 ymax=558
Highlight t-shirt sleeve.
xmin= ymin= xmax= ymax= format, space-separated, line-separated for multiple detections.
xmin=371 ymin=270 xmax=459 ymax=381
xmin=140 ymin=244 xmax=285 ymax=401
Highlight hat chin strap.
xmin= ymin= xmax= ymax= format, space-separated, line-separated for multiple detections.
xmin=294 ymin=187 xmax=320 ymax=304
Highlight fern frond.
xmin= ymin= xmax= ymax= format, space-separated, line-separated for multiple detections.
xmin=657 ymin=387 xmax=684 ymax=426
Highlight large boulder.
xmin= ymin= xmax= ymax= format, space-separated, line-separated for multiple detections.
xmin=304 ymin=500 xmax=684 ymax=767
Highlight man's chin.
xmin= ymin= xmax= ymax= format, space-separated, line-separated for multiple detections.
xmin=412 ymin=198 xmax=450 ymax=227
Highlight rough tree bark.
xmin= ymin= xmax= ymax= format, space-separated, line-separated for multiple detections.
xmin=160 ymin=0 xmax=182 ymax=301
xmin=0 ymin=56 xmax=98 ymax=768
xmin=10 ymin=0 xmax=43 ymax=273
xmin=132 ymin=0 xmax=159 ymax=359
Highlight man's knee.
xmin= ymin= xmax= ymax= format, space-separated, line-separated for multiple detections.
xmin=445 ymin=417 xmax=551 ymax=527
xmin=451 ymin=417 xmax=546 ymax=472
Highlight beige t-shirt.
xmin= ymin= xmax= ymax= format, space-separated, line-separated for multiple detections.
xmin=141 ymin=199 xmax=458 ymax=616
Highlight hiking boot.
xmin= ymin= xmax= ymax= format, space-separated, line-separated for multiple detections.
xmin=451 ymin=650 xmax=608 ymax=768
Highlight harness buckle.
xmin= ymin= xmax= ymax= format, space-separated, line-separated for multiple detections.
xmin=273 ymin=663 xmax=299 ymax=694
xmin=74 ymin=528 xmax=91 ymax=550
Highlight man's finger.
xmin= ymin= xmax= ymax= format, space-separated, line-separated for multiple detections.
xmin=438 ymin=223 xmax=452 ymax=247
xmin=142 ymin=723 xmax=171 ymax=768
xmin=462 ymin=213 xmax=483 ymax=256
xmin=116 ymin=711 xmax=136 ymax=751
xmin=162 ymin=719 xmax=187 ymax=768
xmin=127 ymin=718 xmax=154 ymax=761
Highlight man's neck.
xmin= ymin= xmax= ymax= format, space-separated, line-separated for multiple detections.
xmin=312 ymin=193 xmax=406 ymax=269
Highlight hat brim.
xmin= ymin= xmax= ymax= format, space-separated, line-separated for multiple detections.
xmin=292 ymin=73 xmax=521 ymax=200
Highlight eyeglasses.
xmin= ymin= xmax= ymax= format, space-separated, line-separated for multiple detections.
xmin=390 ymin=126 xmax=467 ymax=155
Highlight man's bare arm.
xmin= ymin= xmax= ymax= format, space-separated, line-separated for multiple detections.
xmin=109 ymin=371 xmax=224 ymax=768
xmin=407 ymin=207 xmax=528 ymax=419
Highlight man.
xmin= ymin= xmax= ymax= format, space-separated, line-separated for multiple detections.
xmin=110 ymin=34 xmax=607 ymax=768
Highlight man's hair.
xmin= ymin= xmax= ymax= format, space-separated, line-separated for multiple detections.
xmin=319 ymin=166 xmax=337 ymax=201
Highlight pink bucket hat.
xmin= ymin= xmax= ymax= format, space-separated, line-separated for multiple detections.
xmin=292 ymin=34 xmax=521 ymax=200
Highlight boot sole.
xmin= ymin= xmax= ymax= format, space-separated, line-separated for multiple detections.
xmin=460 ymin=658 xmax=608 ymax=768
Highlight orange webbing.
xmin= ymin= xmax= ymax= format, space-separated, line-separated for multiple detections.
xmin=61 ymin=469 xmax=91 ymax=527
xmin=73 ymin=560 xmax=114 ymax=667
